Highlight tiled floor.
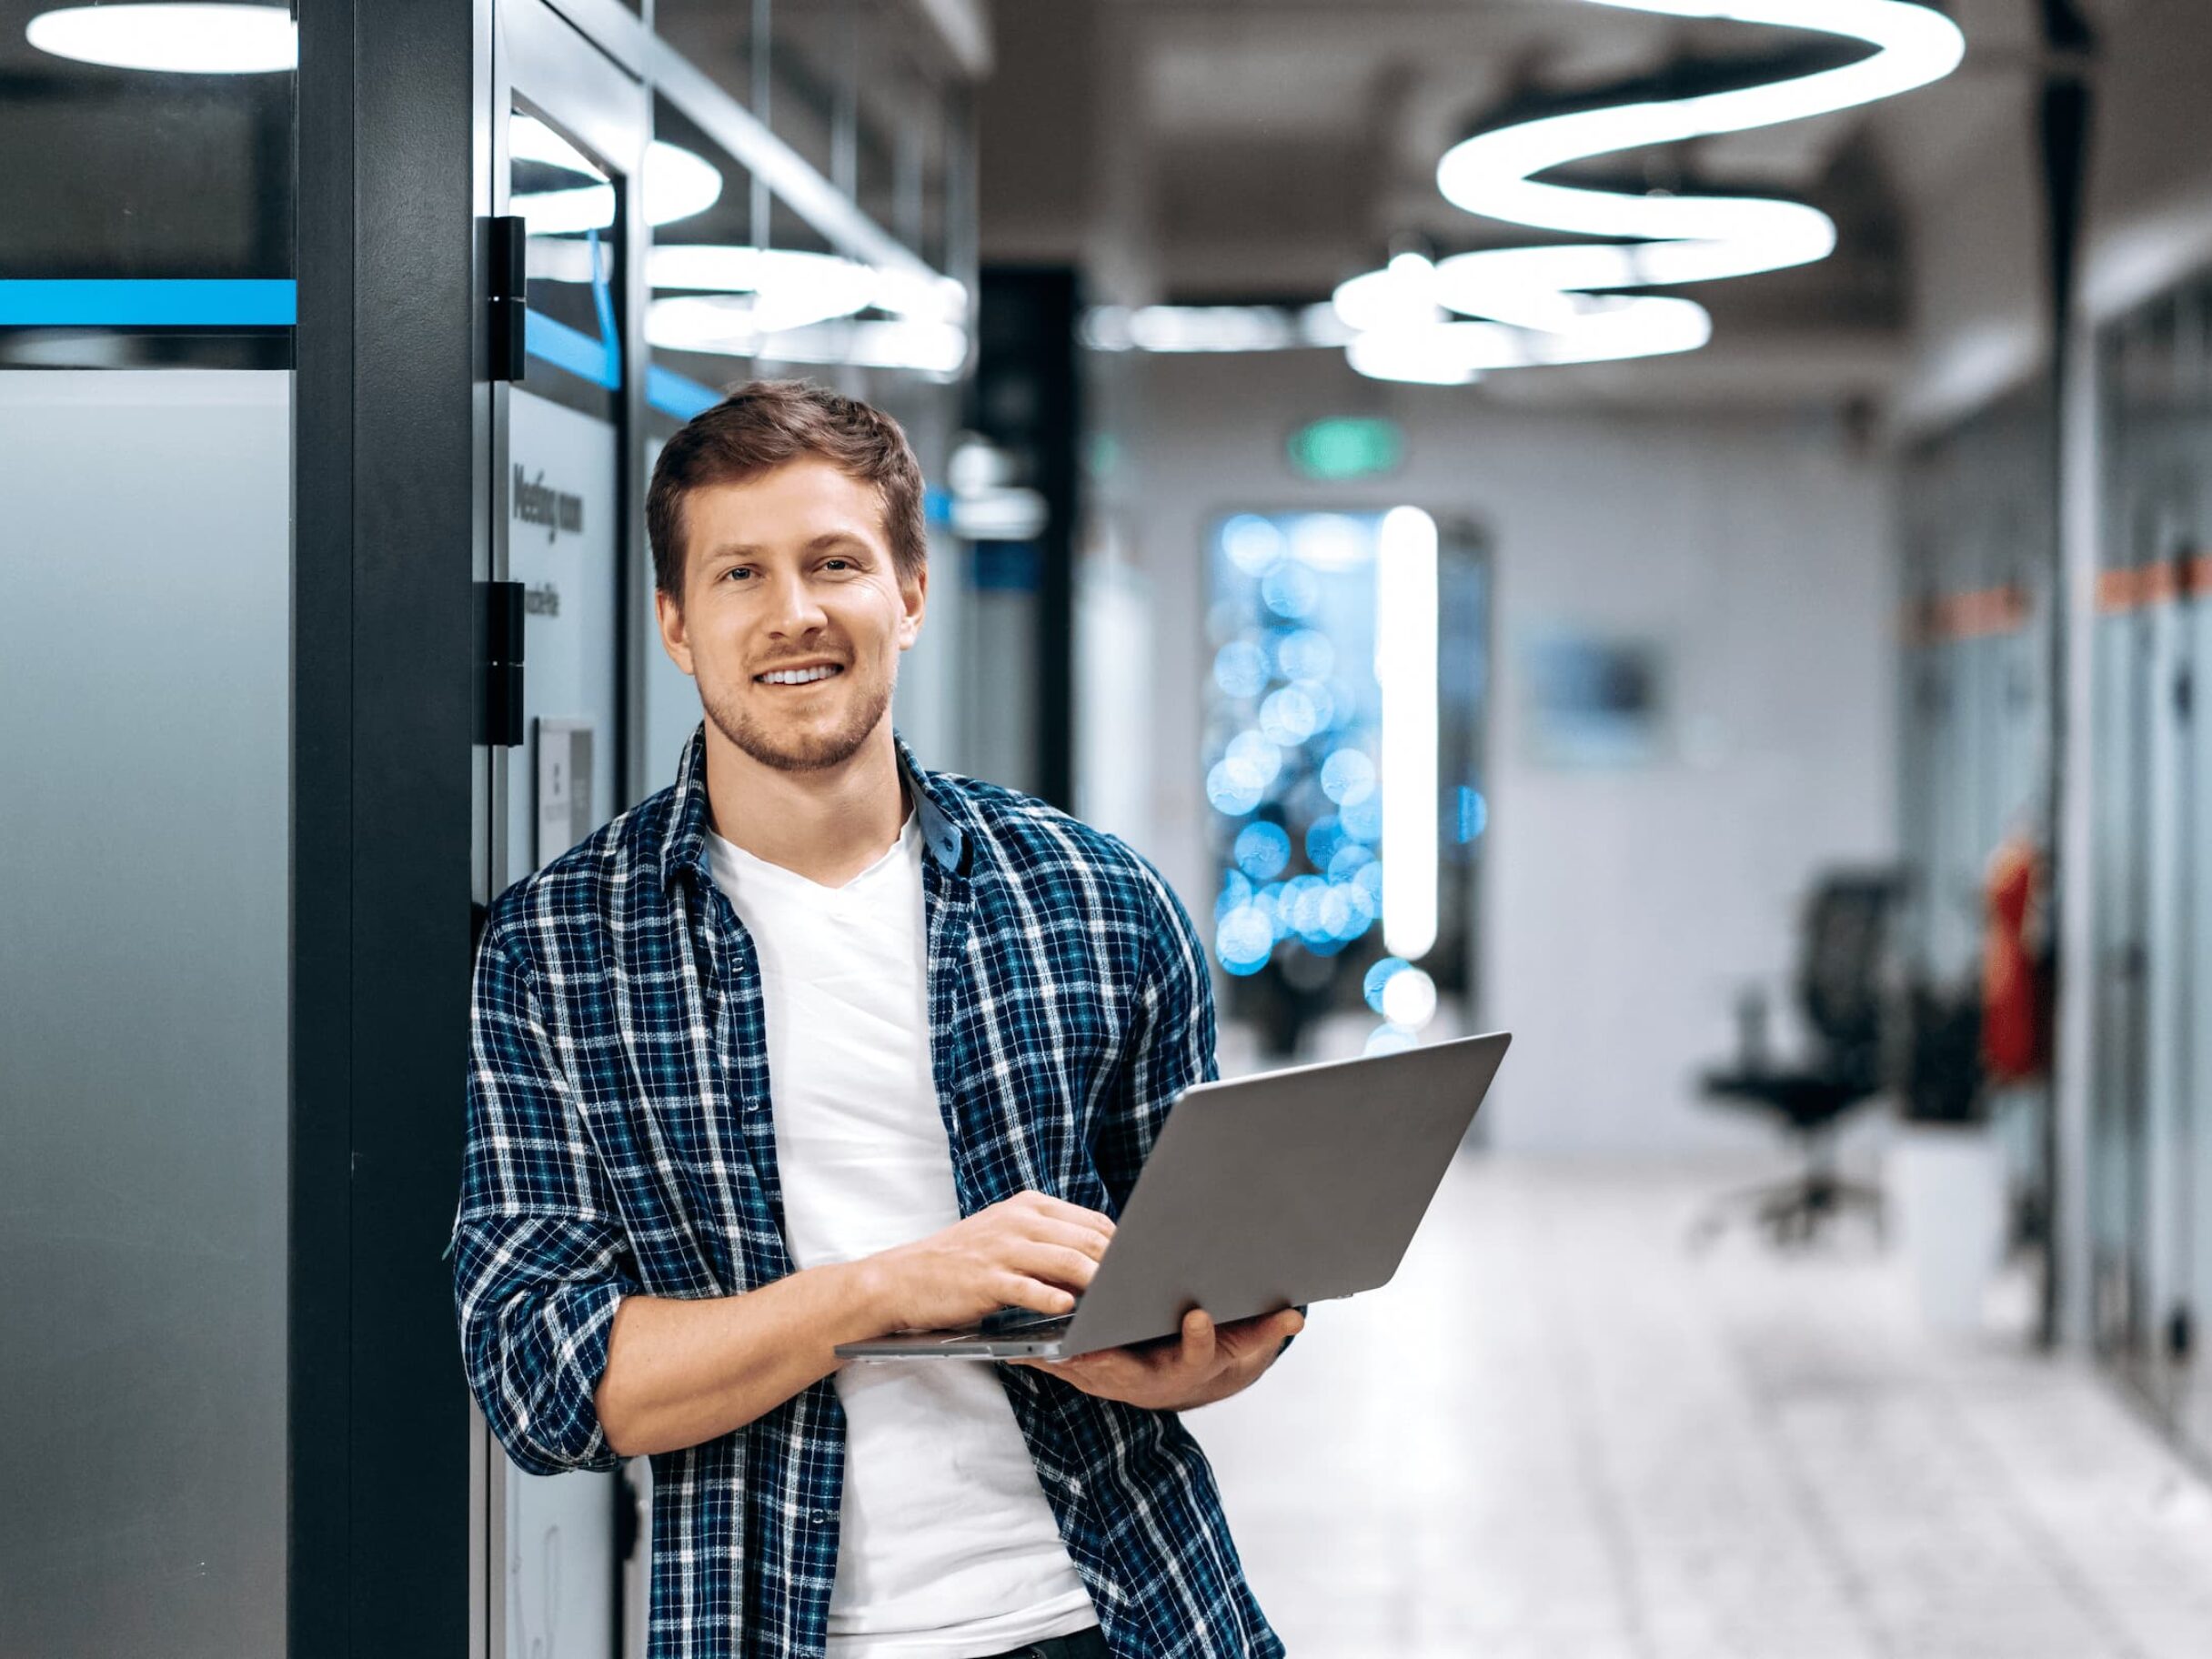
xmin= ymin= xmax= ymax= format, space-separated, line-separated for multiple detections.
xmin=1189 ymin=1157 xmax=2212 ymax=1658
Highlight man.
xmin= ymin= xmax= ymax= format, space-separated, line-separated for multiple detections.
xmin=453 ymin=380 xmax=1302 ymax=1659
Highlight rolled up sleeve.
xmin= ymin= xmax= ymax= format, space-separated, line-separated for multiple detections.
xmin=452 ymin=913 xmax=636 ymax=1476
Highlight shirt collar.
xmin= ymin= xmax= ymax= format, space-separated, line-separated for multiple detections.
xmin=661 ymin=722 xmax=970 ymax=890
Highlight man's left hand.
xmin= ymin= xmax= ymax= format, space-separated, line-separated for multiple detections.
xmin=1008 ymin=1307 xmax=1303 ymax=1412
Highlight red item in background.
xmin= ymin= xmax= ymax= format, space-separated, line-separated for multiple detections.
xmin=1982 ymin=834 xmax=2046 ymax=1081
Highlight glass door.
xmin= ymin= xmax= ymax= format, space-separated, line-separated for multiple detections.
xmin=483 ymin=5 xmax=649 ymax=1657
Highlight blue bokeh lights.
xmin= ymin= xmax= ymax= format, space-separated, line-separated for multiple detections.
xmin=1233 ymin=819 xmax=1292 ymax=880
xmin=1212 ymin=638 xmax=1271 ymax=699
xmin=1340 ymin=789 xmax=1383 ymax=843
xmin=1206 ymin=760 xmax=1265 ymax=818
xmin=1216 ymin=904 xmax=1275 ymax=975
xmin=1273 ymin=627 xmax=1334 ymax=682
xmin=1363 ymin=955 xmax=1410 ymax=1014
xmin=1327 ymin=841 xmax=1374 ymax=881
xmin=1258 ymin=684 xmax=1322 ymax=747
xmin=1321 ymin=747 xmax=1377 ymax=804
xmin=1259 ymin=560 xmax=1320 ymax=620
xmin=1305 ymin=813 xmax=1347 ymax=870
xmin=1221 ymin=513 xmax=1286 ymax=576
xmin=1206 ymin=508 xmax=1420 ymax=980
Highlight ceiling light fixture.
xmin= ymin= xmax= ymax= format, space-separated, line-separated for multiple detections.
xmin=646 ymin=298 xmax=968 ymax=379
xmin=650 ymin=247 xmax=967 ymax=323
xmin=1339 ymin=0 xmax=1965 ymax=385
xmin=26 ymin=4 xmax=296 ymax=74
xmin=509 ymin=115 xmax=724 ymax=234
xmin=1080 ymin=304 xmax=1353 ymax=355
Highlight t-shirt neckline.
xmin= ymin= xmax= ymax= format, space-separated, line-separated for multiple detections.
xmin=709 ymin=809 xmax=919 ymax=900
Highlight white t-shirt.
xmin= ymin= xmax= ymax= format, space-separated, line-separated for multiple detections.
xmin=706 ymin=811 xmax=1099 ymax=1658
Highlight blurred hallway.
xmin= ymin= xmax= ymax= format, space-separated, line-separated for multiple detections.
xmin=1194 ymin=1159 xmax=2212 ymax=1659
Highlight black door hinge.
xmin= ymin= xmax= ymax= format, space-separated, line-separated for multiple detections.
xmin=486 ymin=215 xmax=528 ymax=383
xmin=2170 ymin=1303 xmax=2194 ymax=1363
xmin=475 ymin=579 xmax=526 ymax=747
xmin=2176 ymin=666 xmax=2195 ymax=722
xmin=616 ymin=1467 xmax=643 ymax=1563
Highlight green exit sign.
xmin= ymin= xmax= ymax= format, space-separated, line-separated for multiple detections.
xmin=1286 ymin=417 xmax=1404 ymax=480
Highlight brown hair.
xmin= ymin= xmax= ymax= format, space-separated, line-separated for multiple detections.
xmin=646 ymin=378 xmax=928 ymax=602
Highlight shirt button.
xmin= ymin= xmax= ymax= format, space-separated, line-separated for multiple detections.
xmin=809 ymin=1508 xmax=832 ymax=1526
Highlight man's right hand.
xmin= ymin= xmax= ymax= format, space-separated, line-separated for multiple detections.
xmin=861 ymin=1191 xmax=1116 ymax=1333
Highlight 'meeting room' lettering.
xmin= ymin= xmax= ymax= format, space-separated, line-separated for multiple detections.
xmin=513 ymin=466 xmax=584 ymax=542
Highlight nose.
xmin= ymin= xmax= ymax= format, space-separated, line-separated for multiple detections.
xmin=759 ymin=567 xmax=828 ymax=638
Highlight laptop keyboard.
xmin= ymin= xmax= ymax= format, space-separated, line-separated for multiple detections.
xmin=977 ymin=1312 xmax=1074 ymax=1340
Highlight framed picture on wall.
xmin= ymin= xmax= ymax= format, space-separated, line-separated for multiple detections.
xmin=1522 ymin=628 xmax=1666 ymax=769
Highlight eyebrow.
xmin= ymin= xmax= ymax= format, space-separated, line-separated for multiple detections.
xmin=703 ymin=531 xmax=874 ymax=562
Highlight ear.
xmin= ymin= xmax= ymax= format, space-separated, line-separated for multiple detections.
xmin=896 ymin=560 xmax=928 ymax=652
xmin=654 ymin=586 xmax=697 ymax=677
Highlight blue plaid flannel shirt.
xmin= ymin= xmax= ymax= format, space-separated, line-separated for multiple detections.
xmin=453 ymin=725 xmax=1287 ymax=1659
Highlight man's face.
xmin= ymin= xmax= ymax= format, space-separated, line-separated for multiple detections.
xmin=655 ymin=457 xmax=926 ymax=774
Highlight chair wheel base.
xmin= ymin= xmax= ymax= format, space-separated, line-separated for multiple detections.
xmin=1687 ymin=1171 xmax=1886 ymax=1252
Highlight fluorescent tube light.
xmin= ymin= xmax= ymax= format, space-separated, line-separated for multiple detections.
xmin=1377 ymin=507 xmax=1439 ymax=961
xmin=648 ymin=298 xmax=968 ymax=377
xmin=27 ymin=4 xmax=296 ymax=74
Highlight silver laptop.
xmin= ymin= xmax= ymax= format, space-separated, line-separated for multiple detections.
xmin=835 ymin=1031 xmax=1511 ymax=1361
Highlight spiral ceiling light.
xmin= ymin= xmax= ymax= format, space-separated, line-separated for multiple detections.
xmin=1336 ymin=0 xmax=1966 ymax=385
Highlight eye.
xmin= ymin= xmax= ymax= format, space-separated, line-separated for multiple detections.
xmin=822 ymin=557 xmax=856 ymax=572
xmin=720 ymin=566 xmax=754 ymax=583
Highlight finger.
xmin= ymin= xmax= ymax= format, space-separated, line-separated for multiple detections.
xmin=1220 ymin=1308 xmax=1303 ymax=1348
xmin=998 ymin=1273 xmax=1079 ymax=1315
xmin=1180 ymin=1309 xmax=1219 ymax=1371
xmin=1006 ymin=1240 xmax=1104 ymax=1293
xmin=1014 ymin=1191 xmax=1119 ymax=1236
xmin=1023 ymin=1217 xmax=1116 ymax=1262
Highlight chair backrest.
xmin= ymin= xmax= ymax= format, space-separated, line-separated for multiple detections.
xmin=1796 ymin=873 xmax=1896 ymax=1073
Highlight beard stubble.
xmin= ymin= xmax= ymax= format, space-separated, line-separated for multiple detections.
xmin=701 ymin=659 xmax=896 ymax=773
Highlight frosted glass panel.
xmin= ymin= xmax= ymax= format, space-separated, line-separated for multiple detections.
xmin=0 ymin=370 xmax=289 ymax=1656
xmin=507 ymin=386 xmax=620 ymax=870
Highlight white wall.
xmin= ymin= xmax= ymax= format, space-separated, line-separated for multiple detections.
xmin=1094 ymin=349 xmax=1898 ymax=1155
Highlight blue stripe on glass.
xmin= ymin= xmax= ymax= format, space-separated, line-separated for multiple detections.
xmin=0 ymin=279 xmax=297 ymax=327
xmin=524 ymin=309 xmax=620 ymax=390
xmin=646 ymin=365 xmax=722 ymax=421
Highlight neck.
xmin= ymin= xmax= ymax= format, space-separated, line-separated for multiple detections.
xmin=701 ymin=719 xmax=910 ymax=887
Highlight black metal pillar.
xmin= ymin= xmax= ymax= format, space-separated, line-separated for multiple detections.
xmin=971 ymin=266 xmax=1081 ymax=810
xmin=294 ymin=0 xmax=487 ymax=1650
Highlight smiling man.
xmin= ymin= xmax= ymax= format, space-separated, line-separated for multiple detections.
xmin=452 ymin=380 xmax=1299 ymax=1659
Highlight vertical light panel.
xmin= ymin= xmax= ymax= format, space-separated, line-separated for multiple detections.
xmin=1378 ymin=505 xmax=1440 ymax=960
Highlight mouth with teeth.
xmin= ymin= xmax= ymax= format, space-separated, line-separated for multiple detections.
xmin=755 ymin=664 xmax=844 ymax=687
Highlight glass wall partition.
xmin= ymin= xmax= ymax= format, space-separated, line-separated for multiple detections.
xmin=2091 ymin=274 xmax=2212 ymax=1458
xmin=0 ymin=2 xmax=295 ymax=1652
xmin=1895 ymin=387 xmax=2057 ymax=1282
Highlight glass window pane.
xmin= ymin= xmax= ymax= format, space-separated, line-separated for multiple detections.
xmin=652 ymin=0 xmax=763 ymax=116
xmin=0 ymin=368 xmax=291 ymax=1655
xmin=0 ymin=9 xmax=293 ymax=1653
xmin=514 ymin=100 xmax=625 ymax=422
xmin=0 ymin=0 xmax=293 ymax=369
xmin=766 ymin=0 xmax=849 ymax=184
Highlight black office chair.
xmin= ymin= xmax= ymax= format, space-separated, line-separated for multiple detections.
xmin=1689 ymin=872 xmax=1899 ymax=1249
